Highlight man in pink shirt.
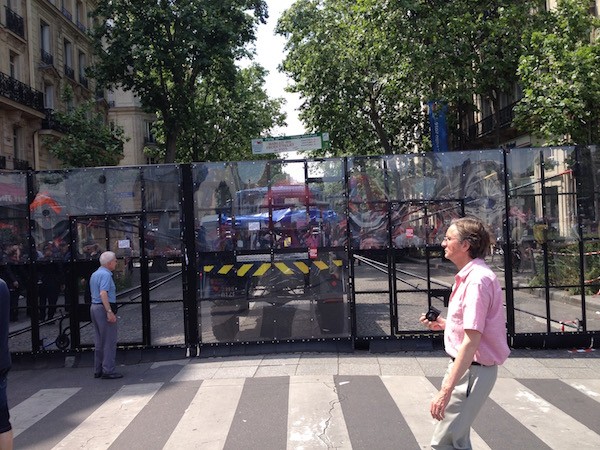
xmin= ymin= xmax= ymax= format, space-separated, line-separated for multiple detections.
xmin=420 ymin=216 xmax=510 ymax=449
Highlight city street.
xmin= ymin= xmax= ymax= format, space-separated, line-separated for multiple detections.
xmin=8 ymin=348 xmax=600 ymax=449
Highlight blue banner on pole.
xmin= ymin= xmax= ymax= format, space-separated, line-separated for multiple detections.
xmin=428 ymin=100 xmax=448 ymax=153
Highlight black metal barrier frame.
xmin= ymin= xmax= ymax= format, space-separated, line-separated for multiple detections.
xmin=1 ymin=145 xmax=600 ymax=357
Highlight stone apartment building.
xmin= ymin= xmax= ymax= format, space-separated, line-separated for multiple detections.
xmin=0 ymin=0 xmax=153 ymax=171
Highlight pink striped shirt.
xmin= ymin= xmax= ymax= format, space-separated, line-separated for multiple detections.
xmin=444 ymin=258 xmax=510 ymax=366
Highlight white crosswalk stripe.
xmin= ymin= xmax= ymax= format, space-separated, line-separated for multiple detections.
xmin=10 ymin=388 xmax=80 ymax=438
xmin=163 ymin=378 xmax=245 ymax=450
xmin=564 ymin=379 xmax=600 ymax=404
xmin=287 ymin=375 xmax=351 ymax=449
xmin=9 ymin=375 xmax=600 ymax=449
xmin=381 ymin=376 xmax=492 ymax=450
xmin=489 ymin=378 xmax=600 ymax=449
xmin=51 ymin=383 xmax=162 ymax=450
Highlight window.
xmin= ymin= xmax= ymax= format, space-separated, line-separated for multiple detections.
xmin=78 ymin=51 xmax=86 ymax=78
xmin=13 ymin=127 xmax=21 ymax=160
xmin=144 ymin=122 xmax=156 ymax=143
xmin=40 ymin=21 xmax=51 ymax=52
xmin=78 ymin=51 xmax=88 ymax=87
xmin=44 ymin=84 xmax=55 ymax=110
xmin=9 ymin=52 xmax=18 ymax=80
xmin=64 ymin=39 xmax=74 ymax=79
xmin=76 ymin=1 xmax=86 ymax=32
xmin=40 ymin=21 xmax=53 ymax=65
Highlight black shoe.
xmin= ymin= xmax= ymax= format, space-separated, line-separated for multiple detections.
xmin=94 ymin=371 xmax=103 ymax=378
xmin=101 ymin=372 xmax=123 ymax=379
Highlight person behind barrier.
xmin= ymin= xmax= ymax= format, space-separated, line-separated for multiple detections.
xmin=89 ymin=251 xmax=122 ymax=380
xmin=0 ymin=277 xmax=13 ymax=449
xmin=419 ymin=216 xmax=510 ymax=450
xmin=38 ymin=242 xmax=65 ymax=322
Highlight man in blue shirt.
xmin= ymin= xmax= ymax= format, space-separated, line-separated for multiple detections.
xmin=89 ymin=251 xmax=122 ymax=379
xmin=0 ymin=277 xmax=13 ymax=449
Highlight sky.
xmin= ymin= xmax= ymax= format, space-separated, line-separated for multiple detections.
xmin=252 ymin=0 xmax=305 ymax=137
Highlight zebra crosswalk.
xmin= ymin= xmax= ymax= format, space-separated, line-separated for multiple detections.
xmin=10 ymin=367 xmax=600 ymax=450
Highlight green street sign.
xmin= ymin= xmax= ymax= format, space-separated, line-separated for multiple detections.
xmin=251 ymin=132 xmax=330 ymax=155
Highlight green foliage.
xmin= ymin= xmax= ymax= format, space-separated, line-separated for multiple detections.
xmin=43 ymin=87 xmax=126 ymax=168
xmin=514 ymin=0 xmax=600 ymax=145
xmin=146 ymin=64 xmax=286 ymax=163
xmin=89 ymin=0 xmax=269 ymax=163
xmin=277 ymin=0 xmax=540 ymax=156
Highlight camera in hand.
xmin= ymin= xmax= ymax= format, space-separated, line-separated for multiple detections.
xmin=425 ymin=305 xmax=441 ymax=322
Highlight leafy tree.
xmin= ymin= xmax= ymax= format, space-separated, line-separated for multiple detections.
xmin=43 ymin=87 xmax=126 ymax=167
xmin=278 ymin=0 xmax=541 ymax=155
xmin=514 ymin=0 xmax=600 ymax=145
xmin=146 ymin=64 xmax=286 ymax=163
xmin=277 ymin=0 xmax=426 ymax=156
xmin=89 ymin=0 xmax=268 ymax=163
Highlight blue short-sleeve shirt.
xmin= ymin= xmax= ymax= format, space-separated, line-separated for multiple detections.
xmin=90 ymin=266 xmax=116 ymax=303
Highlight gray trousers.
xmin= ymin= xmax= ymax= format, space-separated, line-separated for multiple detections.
xmin=431 ymin=361 xmax=498 ymax=450
xmin=90 ymin=304 xmax=117 ymax=375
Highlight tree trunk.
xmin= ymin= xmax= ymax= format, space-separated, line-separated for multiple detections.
xmin=164 ymin=126 xmax=180 ymax=163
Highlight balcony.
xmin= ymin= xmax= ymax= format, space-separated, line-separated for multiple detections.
xmin=76 ymin=20 xmax=87 ymax=33
xmin=42 ymin=108 xmax=69 ymax=133
xmin=13 ymin=158 xmax=31 ymax=171
xmin=0 ymin=71 xmax=45 ymax=112
xmin=61 ymin=7 xmax=72 ymax=21
xmin=64 ymin=65 xmax=75 ymax=80
xmin=467 ymin=101 xmax=517 ymax=140
xmin=5 ymin=7 xmax=25 ymax=38
xmin=41 ymin=49 xmax=54 ymax=66
xmin=79 ymin=75 xmax=89 ymax=89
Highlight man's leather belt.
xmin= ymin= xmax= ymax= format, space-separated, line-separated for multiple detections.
xmin=451 ymin=357 xmax=481 ymax=366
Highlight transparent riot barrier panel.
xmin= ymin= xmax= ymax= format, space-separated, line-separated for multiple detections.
xmin=513 ymin=287 xmax=550 ymax=334
xmin=65 ymin=168 xmax=108 ymax=215
xmin=144 ymin=212 xmax=182 ymax=261
xmin=31 ymin=171 xmax=70 ymax=250
xmin=460 ymin=150 xmax=505 ymax=231
xmin=198 ymin=251 xmax=350 ymax=343
xmin=142 ymin=165 xmax=180 ymax=212
xmin=546 ymin=236 xmax=581 ymax=289
xmin=198 ymin=254 xmax=251 ymax=343
xmin=151 ymin=301 xmax=185 ymax=346
xmin=6 ymin=260 xmax=33 ymax=351
xmin=393 ymin=255 xmax=451 ymax=333
xmin=348 ymin=157 xmax=388 ymax=201
xmin=147 ymin=262 xmax=184 ymax=345
xmin=353 ymin=256 xmax=390 ymax=337
xmin=348 ymin=202 xmax=388 ymax=251
xmin=104 ymin=167 xmax=143 ymax=214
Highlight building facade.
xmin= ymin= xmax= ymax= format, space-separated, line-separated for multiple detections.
xmin=0 ymin=0 xmax=102 ymax=171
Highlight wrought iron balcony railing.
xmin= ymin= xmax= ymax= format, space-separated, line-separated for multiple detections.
xmin=79 ymin=75 xmax=89 ymax=89
xmin=76 ymin=20 xmax=87 ymax=33
xmin=467 ymin=101 xmax=517 ymax=140
xmin=0 ymin=71 xmax=45 ymax=111
xmin=61 ymin=7 xmax=72 ymax=21
xmin=5 ymin=6 xmax=25 ymax=38
xmin=41 ymin=49 xmax=54 ymax=66
xmin=13 ymin=158 xmax=31 ymax=171
xmin=41 ymin=108 xmax=69 ymax=133
xmin=64 ymin=65 xmax=75 ymax=80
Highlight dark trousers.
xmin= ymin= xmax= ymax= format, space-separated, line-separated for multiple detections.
xmin=39 ymin=283 xmax=60 ymax=321
xmin=90 ymin=304 xmax=118 ymax=375
xmin=9 ymin=291 xmax=19 ymax=322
